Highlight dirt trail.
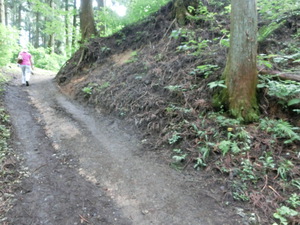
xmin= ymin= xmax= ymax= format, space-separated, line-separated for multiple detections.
xmin=4 ymin=70 xmax=245 ymax=224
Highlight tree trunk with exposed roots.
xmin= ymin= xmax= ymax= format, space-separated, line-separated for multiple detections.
xmin=173 ymin=0 xmax=198 ymax=26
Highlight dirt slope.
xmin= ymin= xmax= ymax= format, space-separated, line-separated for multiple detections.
xmin=3 ymin=68 xmax=250 ymax=224
xmin=53 ymin=2 xmax=300 ymax=224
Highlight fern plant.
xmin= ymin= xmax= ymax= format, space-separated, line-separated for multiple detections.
xmin=258 ymin=75 xmax=300 ymax=111
xmin=258 ymin=21 xmax=285 ymax=42
xmin=259 ymin=118 xmax=300 ymax=144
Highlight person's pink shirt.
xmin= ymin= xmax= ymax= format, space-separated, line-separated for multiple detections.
xmin=19 ymin=51 xmax=32 ymax=66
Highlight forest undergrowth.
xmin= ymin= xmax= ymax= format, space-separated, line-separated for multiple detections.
xmin=56 ymin=1 xmax=300 ymax=224
xmin=0 ymin=69 xmax=23 ymax=223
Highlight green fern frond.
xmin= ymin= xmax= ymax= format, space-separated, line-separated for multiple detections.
xmin=260 ymin=118 xmax=300 ymax=143
xmin=258 ymin=21 xmax=285 ymax=42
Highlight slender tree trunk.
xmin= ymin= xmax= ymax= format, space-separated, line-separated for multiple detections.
xmin=43 ymin=33 xmax=47 ymax=48
xmin=18 ymin=4 xmax=21 ymax=29
xmin=4 ymin=0 xmax=8 ymax=26
xmin=80 ymin=0 xmax=97 ymax=41
xmin=96 ymin=0 xmax=104 ymax=9
xmin=222 ymin=0 xmax=259 ymax=122
xmin=48 ymin=34 xmax=55 ymax=53
xmin=0 ymin=0 xmax=5 ymax=25
xmin=95 ymin=0 xmax=105 ymax=35
xmin=28 ymin=25 xmax=32 ymax=43
xmin=71 ymin=0 xmax=77 ymax=49
xmin=34 ymin=12 xmax=40 ymax=48
xmin=47 ymin=0 xmax=55 ymax=53
xmin=65 ymin=0 xmax=70 ymax=55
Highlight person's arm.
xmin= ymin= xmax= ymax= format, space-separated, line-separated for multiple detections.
xmin=30 ymin=56 xmax=34 ymax=70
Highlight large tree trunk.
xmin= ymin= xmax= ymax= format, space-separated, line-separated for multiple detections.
xmin=80 ymin=0 xmax=97 ymax=41
xmin=222 ymin=0 xmax=259 ymax=122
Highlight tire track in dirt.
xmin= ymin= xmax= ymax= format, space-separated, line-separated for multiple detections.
xmin=5 ymin=70 xmax=244 ymax=224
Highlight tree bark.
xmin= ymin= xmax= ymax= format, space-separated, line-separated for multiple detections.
xmin=80 ymin=0 xmax=97 ymax=41
xmin=222 ymin=0 xmax=259 ymax=122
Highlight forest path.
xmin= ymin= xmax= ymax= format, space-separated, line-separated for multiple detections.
xmin=4 ymin=69 xmax=244 ymax=225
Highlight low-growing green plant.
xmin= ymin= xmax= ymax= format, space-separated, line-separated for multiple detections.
xmin=177 ymin=38 xmax=209 ymax=56
xmin=100 ymin=82 xmax=110 ymax=89
xmin=170 ymin=28 xmax=210 ymax=56
xmin=187 ymin=1 xmax=217 ymax=23
xmin=0 ymin=108 xmax=9 ymax=123
xmin=219 ymin=140 xmax=231 ymax=156
xmin=214 ymin=114 xmax=241 ymax=127
xmin=239 ymin=159 xmax=258 ymax=183
xmin=172 ymin=154 xmax=187 ymax=162
xmin=277 ymin=160 xmax=294 ymax=181
xmin=165 ymin=105 xmax=192 ymax=114
xmin=0 ymin=72 xmax=8 ymax=84
xmin=231 ymin=181 xmax=250 ymax=201
xmin=168 ymin=132 xmax=181 ymax=145
xmin=259 ymin=152 xmax=276 ymax=172
xmin=257 ymin=54 xmax=276 ymax=69
xmin=273 ymin=206 xmax=299 ymax=225
xmin=258 ymin=21 xmax=286 ymax=42
xmin=101 ymin=46 xmax=111 ymax=53
xmin=82 ymin=86 xmax=93 ymax=95
xmin=194 ymin=155 xmax=207 ymax=168
xmin=258 ymin=75 xmax=300 ymax=110
xmin=287 ymin=193 xmax=300 ymax=209
xmin=125 ymin=51 xmax=138 ymax=63
xmin=212 ymin=115 xmax=251 ymax=155
xmin=189 ymin=64 xmax=219 ymax=78
xmin=291 ymin=179 xmax=300 ymax=190
xmin=268 ymin=81 xmax=299 ymax=105
xmin=82 ymin=82 xmax=105 ymax=96
xmin=208 ymin=80 xmax=227 ymax=89
xmin=259 ymin=118 xmax=300 ymax=144
xmin=170 ymin=149 xmax=188 ymax=171
xmin=169 ymin=28 xmax=188 ymax=40
xmin=165 ymin=85 xmax=186 ymax=92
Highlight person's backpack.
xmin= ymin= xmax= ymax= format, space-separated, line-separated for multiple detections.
xmin=17 ymin=55 xmax=23 ymax=64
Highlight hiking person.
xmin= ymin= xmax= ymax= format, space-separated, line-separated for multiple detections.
xmin=17 ymin=47 xmax=34 ymax=86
